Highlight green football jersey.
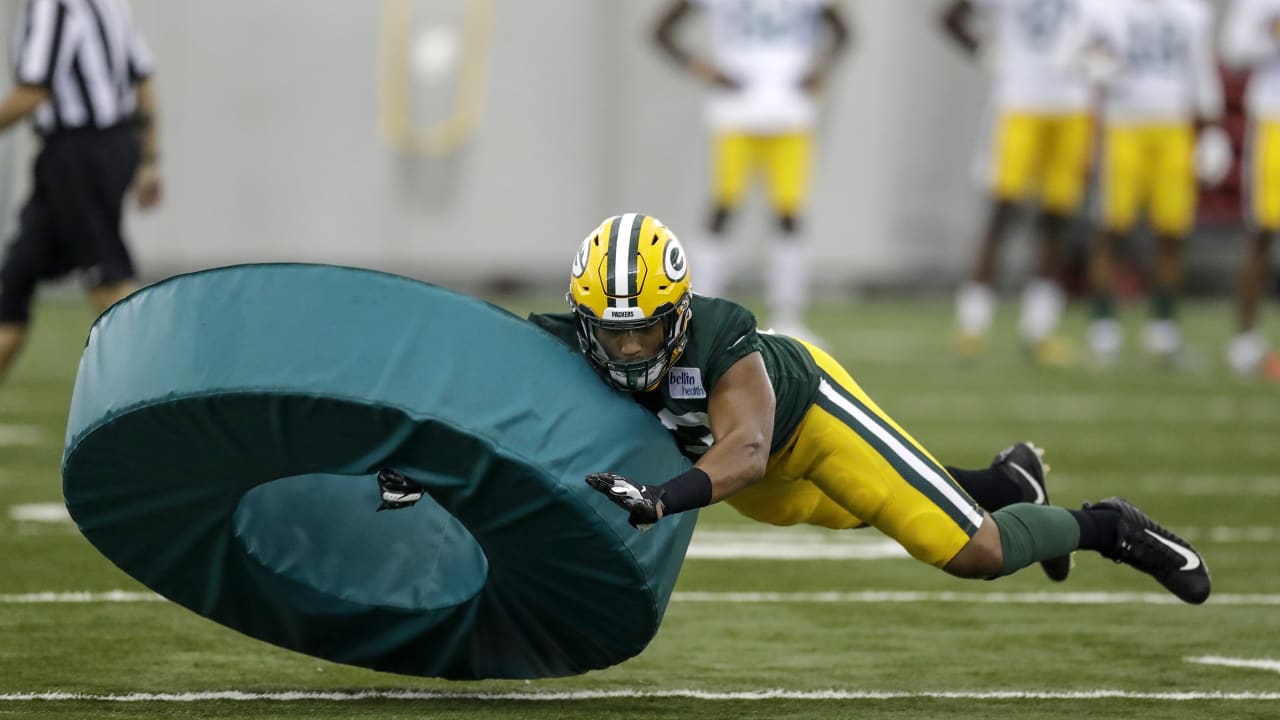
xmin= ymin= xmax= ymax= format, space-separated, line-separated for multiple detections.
xmin=528 ymin=295 xmax=820 ymax=459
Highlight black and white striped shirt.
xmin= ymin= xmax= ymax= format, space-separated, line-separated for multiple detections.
xmin=12 ymin=0 xmax=154 ymax=135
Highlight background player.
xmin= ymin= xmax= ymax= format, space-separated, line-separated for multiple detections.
xmin=1058 ymin=0 xmax=1229 ymax=366
xmin=943 ymin=0 xmax=1095 ymax=365
xmin=1222 ymin=0 xmax=1280 ymax=377
xmin=653 ymin=0 xmax=850 ymax=342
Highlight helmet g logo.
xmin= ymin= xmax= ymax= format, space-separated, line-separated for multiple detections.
xmin=663 ymin=238 xmax=688 ymax=282
xmin=571 ymin=237 xmax=591 ymax=278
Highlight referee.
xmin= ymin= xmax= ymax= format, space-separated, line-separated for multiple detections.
xmin=0 ymin=0 xmax=161 ymax=386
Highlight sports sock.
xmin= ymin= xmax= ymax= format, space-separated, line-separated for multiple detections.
xmin=1018 ymin=278 xmax=1065 ymax=344
xmin=991 ymin=504 xmax=1081 ymax=577
xmin=1227 ymin=331 xmax=1266 ymax=376
xmin=693 ymin=233 xmax=731 ymax=298
xmin=946 ymin=466 xmax=1021 ymax=512
xmin=1090 ymin=293 xmax=1114 ymax=320
xmin=1088 ymin=318 xmax=1123 ymax=361
xmin=767 ymin=239 xmax=811 ymax=329
xmin=1068 ymin=506 xmax=1120 ymax=552
xmin=1150 ymin=290 xmax=1176 ymax=321
xmin=1142 ymin=319 xmax=1182 ymax=356
xmin=955 ymin=282 xmax=996 ymax=336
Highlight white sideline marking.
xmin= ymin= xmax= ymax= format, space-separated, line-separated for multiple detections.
xmin=0 ymin=424 xmax=41 ymax=446
xmin=670 ymin=591 xmax=1280 ymax=606
xmin=6 ymin=590 xmax=1280 ymax=607
xmin=0 ymin=689 xmax=1278 ymax=702
xmin=0 ymin=591 xmax=164 ymax=603
xmin=689 ymin=530 xmax=909 ymax=560
xmin=8 ymin=514 xmax=1276 ymax=549
xmin=1187 ymin=656 xmax=1280 ymax=675
xmin=688 ymin=527 xmax=1278 ymax=557
xmin=9 ymin=503 xmax=70 ymax=522
xmin=1191 ymin=526 xmax=1279 ymax=543
xmin=890 ymin=393 xmax=1280 ymax=426
xmin=1119 ymin=474 xmax=1280 ymax=498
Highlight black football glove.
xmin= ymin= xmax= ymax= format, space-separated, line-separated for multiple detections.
xmin=376 ymin=468 xmax=425 ymax=512
xmin=585 ymin=472 xmax=664 ymax=530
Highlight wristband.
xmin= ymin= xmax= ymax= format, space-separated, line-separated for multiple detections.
xmin=656 ymin=467 xmax=712 ymax=515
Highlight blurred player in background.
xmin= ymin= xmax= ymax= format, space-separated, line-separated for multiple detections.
xmin=0 ymin=0 xmax=161 ymax=387
xmin=653 ymin=0 xmax=850 ymax=343
xmin=1222 ymin=0 xmax=1280 ymax=378
xmin=1058 ymin=0 xmax=1229 ymax=366
xmin=942 ymin=0 xmax=1094 ymax=365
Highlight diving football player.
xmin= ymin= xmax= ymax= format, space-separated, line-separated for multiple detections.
xmin=479 ymin=213 xmax=1211 ymax=604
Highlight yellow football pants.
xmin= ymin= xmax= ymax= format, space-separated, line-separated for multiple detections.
xmin=990 ymin=111 xmax=1093 ymax=213
xmin=1101 ymin=123 xmax=1196 ymax=236
xmin=725 ymin=341 xmax=983 ymax=568
xmin=1250 ymin=119 xmax=1280 ymax=231
xmin=711 ymin=132 xmax=813 ymax=216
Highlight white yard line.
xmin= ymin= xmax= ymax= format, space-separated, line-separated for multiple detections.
xmin=6 ymin=509 xmax=1277 ymax=555
xmin=12 ymin=498 xmax=1279 ymax=545
xmin=1052 ymin=473 xmax=1280 ymax=498
xmin=889 ymin=392 xmax=1280 ymax=426
xmin=0 ymin=591 xmax=163 ymax=603
xmin=0 ymin=689 xmax=1276 ymax=702
xmin=5 ymin=590 xmax=1280 ymax=606
xmin=1187 ymin=656 xmax=1280 ymax=675
xmin=670 ymin=591 xmax=1280 ymax=606
xmin=688 ymin=531 xmax=908 ymax=560
xmin=691 ymin=526 xmax=1278 ymax=556
xmin=9 ymin=503 xmax=70 ymax=522
xmin=0 ymin=423 xmax=42 ymax=446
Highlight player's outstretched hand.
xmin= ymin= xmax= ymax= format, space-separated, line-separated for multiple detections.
xmin=376 ymin=468 xmax=425 ymax=512
xmin=585 ymin=472 xmax=664 ymax=531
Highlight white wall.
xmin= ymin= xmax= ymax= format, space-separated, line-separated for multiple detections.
xmin=3 ymin=1 xmax=999 ymax=292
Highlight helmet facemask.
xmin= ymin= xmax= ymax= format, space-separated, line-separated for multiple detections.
xmin=573 ymin=294 xmax=691 ymax=393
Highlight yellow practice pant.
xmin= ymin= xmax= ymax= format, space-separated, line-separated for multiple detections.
xmin=1250 ymin=119 xmax=1280 ymax=231
xmin=990 ymin=111 xmax=1093 ymax=213
xmin=711 ymin=131 xmax=813 ymax=216
xmin=1100 ymin=122 xmax=1196 ymax=236
xmin=725 ymin=341 xmax=983 ymax=568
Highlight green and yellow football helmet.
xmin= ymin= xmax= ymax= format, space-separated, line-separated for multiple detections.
xmin=568 ymin=213 xmax=693 ymax=392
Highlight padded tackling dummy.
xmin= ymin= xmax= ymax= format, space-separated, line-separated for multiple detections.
xmin=61 ymin=263 xmax=697 ymax=679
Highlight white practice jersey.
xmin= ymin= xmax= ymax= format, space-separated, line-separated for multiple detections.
xmin=1222 ymin=0 xmax=1280 ymax=116
xmin=972 ymin=0 xmax=1093 ymax=112
xmin=1066 ymin=0 xmax=1222 ymax=123
xmin=693 ymin=0 xmax=833 ymax=132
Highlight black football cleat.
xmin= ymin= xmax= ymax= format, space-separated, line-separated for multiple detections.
xmin=1088 ymin=497 xmax=1210 ymax=605
xmin=994 ymin=442 xmax=1073 ymax=582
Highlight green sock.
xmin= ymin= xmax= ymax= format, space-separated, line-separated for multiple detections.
xmin=991 ymin=503 xmax=1081 ymax=577
xmin=1091 ymin=294 xmax=1114 ymax=319
xmin=1150 ymin=291 xmax=1176 ymax=320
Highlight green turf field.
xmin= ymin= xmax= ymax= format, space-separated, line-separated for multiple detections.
xmin=1 ymin=295 xmax=1277 ymax=720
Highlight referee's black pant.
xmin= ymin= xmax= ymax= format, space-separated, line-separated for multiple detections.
xmin=0 ymin=123 xmax=140 ymax=323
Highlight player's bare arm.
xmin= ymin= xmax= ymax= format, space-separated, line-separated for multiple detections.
xmin=801 ymin=6 xmax=853 ymax=92
xmin=0 ymin=84 xmax=50 ymax=133
xmin=133 ymin=76 xmax=163 ymax=210
xmin=653 ymin=0 xmax=741 ymax=89
xmin=699 ymin=351 xmax=775 ymax=503
xmin=940 ymin=0 xmax=981 ymax=57
xmin=585 ymin=351 xmax=773 ymax=529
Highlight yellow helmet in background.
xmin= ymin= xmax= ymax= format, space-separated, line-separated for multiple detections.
xmin=568 ymin=213 xmax=693 ymax=392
